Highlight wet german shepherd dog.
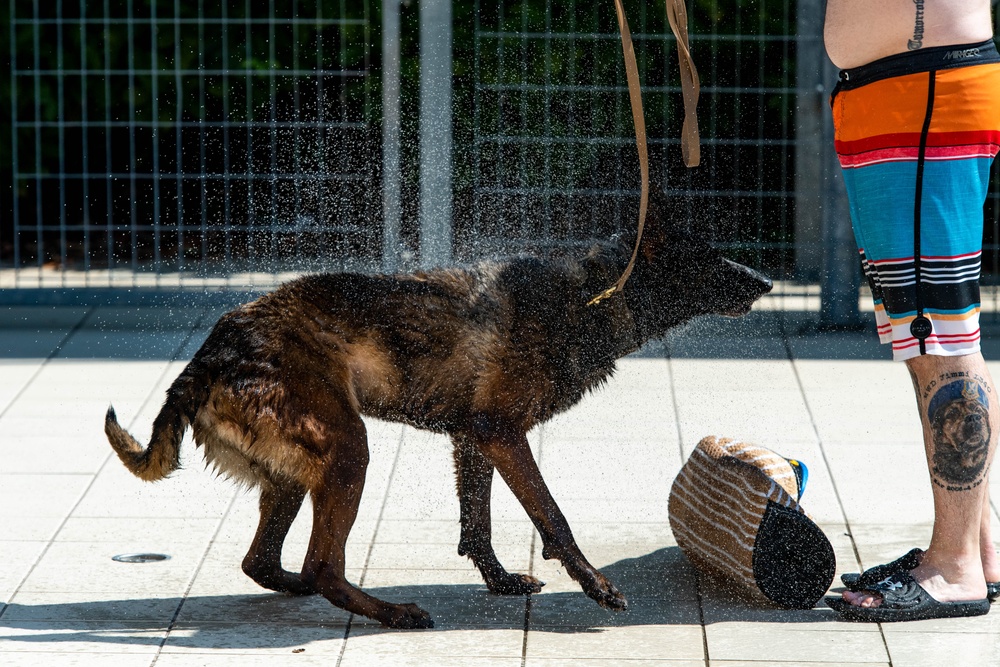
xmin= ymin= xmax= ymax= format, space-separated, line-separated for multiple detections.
xmin=105 ymin=193 xmax=772 ymax=628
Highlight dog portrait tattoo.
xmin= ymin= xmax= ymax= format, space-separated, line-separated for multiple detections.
xmin=927 ymin=380 xmax=991 ymax=491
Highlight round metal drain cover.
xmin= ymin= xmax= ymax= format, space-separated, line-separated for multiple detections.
xmin=112 ymin=553 xmax=171 ymax=563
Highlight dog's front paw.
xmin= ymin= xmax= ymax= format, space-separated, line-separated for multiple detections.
xmin=560 ymin=558 xmax=629 ymax=611
xmin=382 ymin=603 xmax=434 ymax=630
xmin=593 ymin=584 xmax=628 ymax=611
xmin=487 ymin=572 xmax=545 ymax=596
xmin=583 ymin=573 xmax=628 ymax=612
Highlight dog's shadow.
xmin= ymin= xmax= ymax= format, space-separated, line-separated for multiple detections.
xmin=0 ymin=547 xmax=839 ymax=649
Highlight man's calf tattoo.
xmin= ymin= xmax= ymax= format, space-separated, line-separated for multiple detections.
xmin=925 ymin=378 xmax=991 ymax=492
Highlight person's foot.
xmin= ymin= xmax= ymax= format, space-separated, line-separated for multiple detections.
xmin=843 ymin=546 xmax=1000 ymax=601
xmin=841 ymin=556 xmax=988 ymax=609
xmin=828 ymin=571 xmax=990 ymax=622
xmin=982 ymin=548 xmax=1000 ymax=586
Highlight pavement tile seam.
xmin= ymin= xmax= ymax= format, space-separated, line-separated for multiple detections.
xmin=0 ymin=311 xmax=209 ymax=640
xmin=0 ymin=309 xmax=92 ymax=420
xmin=0 ymin=482 xmax=97 ymax=621
xmin=7 ymin=310 xmax=1000 ymax=665
xmin=153 ymin=491 xmax=249 ymax=658
xmin=354 ymin=425 xmax=408 ymax=591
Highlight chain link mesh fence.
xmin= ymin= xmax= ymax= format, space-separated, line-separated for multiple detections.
xmin=4 ymin=1 xmax=999 ymax=319
xmin=5 ymin=0 xmax=375 ymax=292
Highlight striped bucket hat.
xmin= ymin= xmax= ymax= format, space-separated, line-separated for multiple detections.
xmin=668 ymin=436 xmax=835 ymax=609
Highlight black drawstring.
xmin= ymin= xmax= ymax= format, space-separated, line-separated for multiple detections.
xmin=910 ymin=70 xmax=937 ymax=354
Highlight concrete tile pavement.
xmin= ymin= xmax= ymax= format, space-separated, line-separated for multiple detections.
xmin=0 ymin=305 xmax=999 ymax=666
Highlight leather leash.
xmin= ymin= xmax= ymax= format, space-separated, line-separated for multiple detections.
xmin=589 ymin=0 xmax=701 ymax=306
xmin=666 ymin=0 xmax=701 ymax=168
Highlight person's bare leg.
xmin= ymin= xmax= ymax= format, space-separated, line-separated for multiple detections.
xmin=902 ymin=367 xmax=1000 ymax=585
xmin=844 ymin=352 xmax=996 ymax=608
xmin=983 ymin=488 xmax=1000 ymax=584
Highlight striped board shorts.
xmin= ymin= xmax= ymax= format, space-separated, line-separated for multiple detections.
xmin=831 ymin=40 xmax=1000 ymax=361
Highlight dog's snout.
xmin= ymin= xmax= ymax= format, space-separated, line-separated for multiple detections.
xmin=724 ymin=258 xmax=773 ymax=293
xmin=963 ymin=412 xmax=984 ymax=435
xmin=709 ymin=258 xmax=773 ymax=317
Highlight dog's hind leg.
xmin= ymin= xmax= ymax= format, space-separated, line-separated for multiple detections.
xmin=300 ymin=415 xmax=433 ymax=629
xmin=242 ymin=480 xmax=316 ymax=595
xmin=453 ymin=434 xmax=544 ymax=595
xmin=472 ymin=420 xmax=628 ymax=612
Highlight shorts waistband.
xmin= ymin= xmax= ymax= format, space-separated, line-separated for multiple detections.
xmin=837 ymin=39 xmax=1000 ymax=90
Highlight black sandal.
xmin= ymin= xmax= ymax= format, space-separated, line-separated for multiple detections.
xmin=841 ymin=548 xmax=1000 ymax=602
xmin=827 ymin=571 xmax=991 ymax=622
xmin=840 ymin=548 xmax=923 ymax=590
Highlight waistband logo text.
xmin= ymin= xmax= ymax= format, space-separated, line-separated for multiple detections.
xmin=943 ymin=48 xmax=981 ymax=61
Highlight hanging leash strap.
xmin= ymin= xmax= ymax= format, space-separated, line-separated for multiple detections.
xmin=589 ymin=0 xmax=701 ymax=306
xmin=666 ymin=0 xmax=701 ymax=168
xmin=589 ymin=0 xmax=649 ymax=306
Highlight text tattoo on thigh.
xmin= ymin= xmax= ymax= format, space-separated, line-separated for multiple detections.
xmin=923 ymin=378 xmax=991 ymax=492
xmin=908 ymin=0 xmax=925 ymax=51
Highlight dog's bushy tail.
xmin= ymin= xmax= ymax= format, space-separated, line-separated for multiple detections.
xmin=105 ymin=370 xmax=208 ymax=482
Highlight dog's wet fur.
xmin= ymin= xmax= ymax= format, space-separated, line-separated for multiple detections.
xmin=105 ymin=194 xmax=772 ymax=628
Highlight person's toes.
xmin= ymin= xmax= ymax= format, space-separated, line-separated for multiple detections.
xmin=842 ymin=589 xmax=881 ymax=608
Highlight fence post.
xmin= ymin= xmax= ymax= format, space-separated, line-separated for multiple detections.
xmin=418 ymin=0 xmax=453 ymax=269
xmin=796 ymin=0 xmax=861 ymax=327
xmin=793 ymin=0 xmax=824 ymax=281
xmin=819 ymin=55 xmax=862 ymax=328
xmin=382 ymin=0 xmax=401 ymax=272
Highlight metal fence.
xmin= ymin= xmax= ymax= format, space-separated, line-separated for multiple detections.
xmin=464 ymin=1 xmax=1000 ymax=319
xmin=4 ymin=1 xmax=1000 ymax=319
xmin=467 ymin=0 xmax=800 ymax=266
xmin=5 ymin=0 xmax=375 ymax=294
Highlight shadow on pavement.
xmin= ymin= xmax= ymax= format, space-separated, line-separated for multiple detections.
xmin=0 ymin=548 xmax=842 ymax=649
